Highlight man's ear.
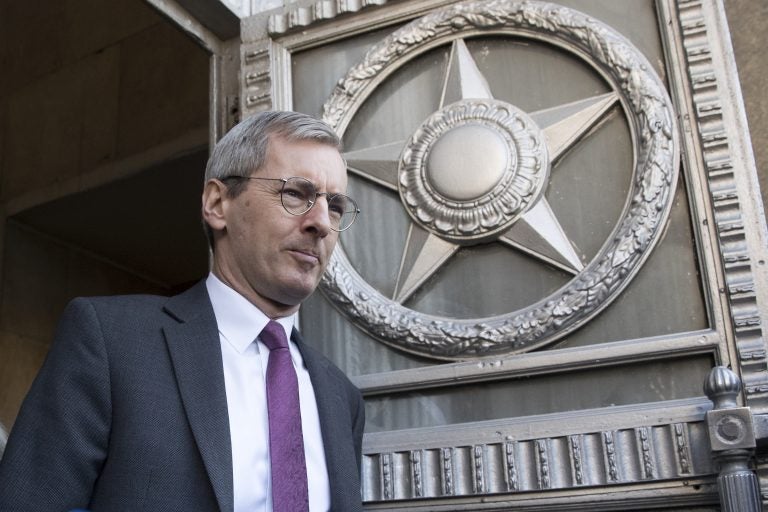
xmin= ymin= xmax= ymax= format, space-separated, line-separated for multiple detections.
xmin=202 ymin=179 xmax=229 ymax=232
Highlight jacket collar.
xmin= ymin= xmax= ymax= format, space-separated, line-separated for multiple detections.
xmin=163 ymin=281 xmax=234 ymax=512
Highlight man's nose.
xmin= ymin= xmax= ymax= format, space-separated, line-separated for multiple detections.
xmin=301 ymin=197 xmax=332 ymax=237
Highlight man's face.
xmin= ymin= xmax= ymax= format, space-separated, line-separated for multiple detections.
xmin=209 ymin=136 xmax=348 ymax=315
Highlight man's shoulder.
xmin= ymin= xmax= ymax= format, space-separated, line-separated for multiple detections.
xmin=69 ymin=292 xmax=170 ymax=315
xmin=80 ymin=292 xmax=169 ymax=306
xmin=65 ymin=280 xmax=210 ymax=321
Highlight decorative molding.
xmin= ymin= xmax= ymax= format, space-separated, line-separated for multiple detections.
xmin=636 ymin=426 xmax=656 ymax=480
xmin=602 ymin=431 xmax=621 ymax=483
xmin=381 ymin=451 xmax=394 ymax=500
xmin=362 ymin=419 xmax=714 ymax=502
xmin=442 ymin=447 xmax=454 ymax=495
xmin=535 ymin=439 xmax=551 ymax=490
xmin=320 ymin=0 xmax=679 ymax=360
xmin=673 ymin=423 xmax=693 ymax=475
xmin=411 ymin=449 xmax=424 ymax=497
xmin=473 ymin=444 xmax=486 ymax=493
xmin=568 ymin=435 xmax=584 ymax=486
xmin=673 ymin=0 xmax=768 ymax=407
xmin=504 ymin=441 xmax=519 ymax=491
xmin=240 ymin=42 xmax=273 ymax=113
xmin=353 ymin=332 xmax=719 ymax=396
xmin=267 ymin=0 xmax=392 ymax=35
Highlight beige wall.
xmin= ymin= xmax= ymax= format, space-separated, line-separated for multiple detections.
xmin=0 ymin=222 xmax=171 ymax=429
xmin=0 ymin=0 xmax=209 ymax=429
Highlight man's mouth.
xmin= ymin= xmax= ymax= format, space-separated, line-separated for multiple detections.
xmin=289 ymin=248 xmax=321 ymax=264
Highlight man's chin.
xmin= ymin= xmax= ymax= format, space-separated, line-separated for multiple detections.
xmin=275 ymin=279 xmax=322 ymax=306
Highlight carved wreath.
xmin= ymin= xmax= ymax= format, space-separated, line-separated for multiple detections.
xmin=320 ymin=0 xmax=679 ymax=360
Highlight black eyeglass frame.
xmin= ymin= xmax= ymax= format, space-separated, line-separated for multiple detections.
xmin=221 ymin=175 xmax=360 ymax=232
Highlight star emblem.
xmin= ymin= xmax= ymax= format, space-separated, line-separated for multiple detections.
xmin=344 ymin=39 xmax=619 ymax=303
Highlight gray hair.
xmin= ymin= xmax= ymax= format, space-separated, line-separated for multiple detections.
xmin=203 ymin=111 xmax=342 ymax=248
xmin=206 ymin=110 xmax=340 ymax=191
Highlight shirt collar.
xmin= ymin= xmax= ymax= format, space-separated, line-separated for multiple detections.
xmin=206 ymin=273 xmax=296 ymax=355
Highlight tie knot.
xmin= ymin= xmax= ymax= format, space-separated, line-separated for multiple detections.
xmin=260 ymin=320 xmax=289 ymax=351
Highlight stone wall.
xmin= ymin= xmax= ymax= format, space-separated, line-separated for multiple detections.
xmin=0 ymin=0 xmax=209 ymax=429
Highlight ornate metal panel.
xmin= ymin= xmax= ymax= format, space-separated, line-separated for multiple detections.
xmin=240 ymin=0 xmax=768 ymax=509
xmin=318 ymin=1 xmax=678 ymax=359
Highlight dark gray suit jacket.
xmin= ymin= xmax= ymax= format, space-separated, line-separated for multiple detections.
xmin=0 ymin=281 xmax=365 ymax=511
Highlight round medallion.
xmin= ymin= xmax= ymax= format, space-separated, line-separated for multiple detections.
xmin=399 ymin=100 xmax=548 ymax=244
xmin=716 ymin=415 xmax=747 ymax=444
xmin=426 ymin=124 xmax=508 ymax=200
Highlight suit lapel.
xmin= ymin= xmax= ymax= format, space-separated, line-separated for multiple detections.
xmin=163 ymin=282 xmax=233 ymax=512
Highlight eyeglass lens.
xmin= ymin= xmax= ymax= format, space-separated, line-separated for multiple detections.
xmin=280 ymin=177 xmax=358 ymax=231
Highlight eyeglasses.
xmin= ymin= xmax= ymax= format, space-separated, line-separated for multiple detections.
xmin=223 ymin=175 xmax=360 ymax=232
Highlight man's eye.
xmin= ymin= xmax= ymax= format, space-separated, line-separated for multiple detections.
xmin=284 ymin=187 xmax=307 ymax=200
xmin=329 ymin=197 xmax=349 ymax=217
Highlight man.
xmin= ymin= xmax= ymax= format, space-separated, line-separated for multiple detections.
xmin=0 ymin=111 xmax=365 ymax=511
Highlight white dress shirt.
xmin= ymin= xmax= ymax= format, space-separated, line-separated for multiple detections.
xmin=206 ymin=274 xmax=331 ymax=512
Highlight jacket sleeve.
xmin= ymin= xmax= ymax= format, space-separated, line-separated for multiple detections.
xmin=0 ymin=298 xmax=111 ymax=511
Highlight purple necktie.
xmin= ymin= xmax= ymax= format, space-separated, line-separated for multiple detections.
xmin=261 ymin=320 xmax=309 ymax=512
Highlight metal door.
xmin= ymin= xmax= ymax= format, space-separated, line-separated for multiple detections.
xmin=237 ymin=1 xmax=768 ymax=509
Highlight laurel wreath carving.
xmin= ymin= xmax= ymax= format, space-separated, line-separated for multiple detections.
xmin=320 ymin=0 xmax=679 ymax=360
